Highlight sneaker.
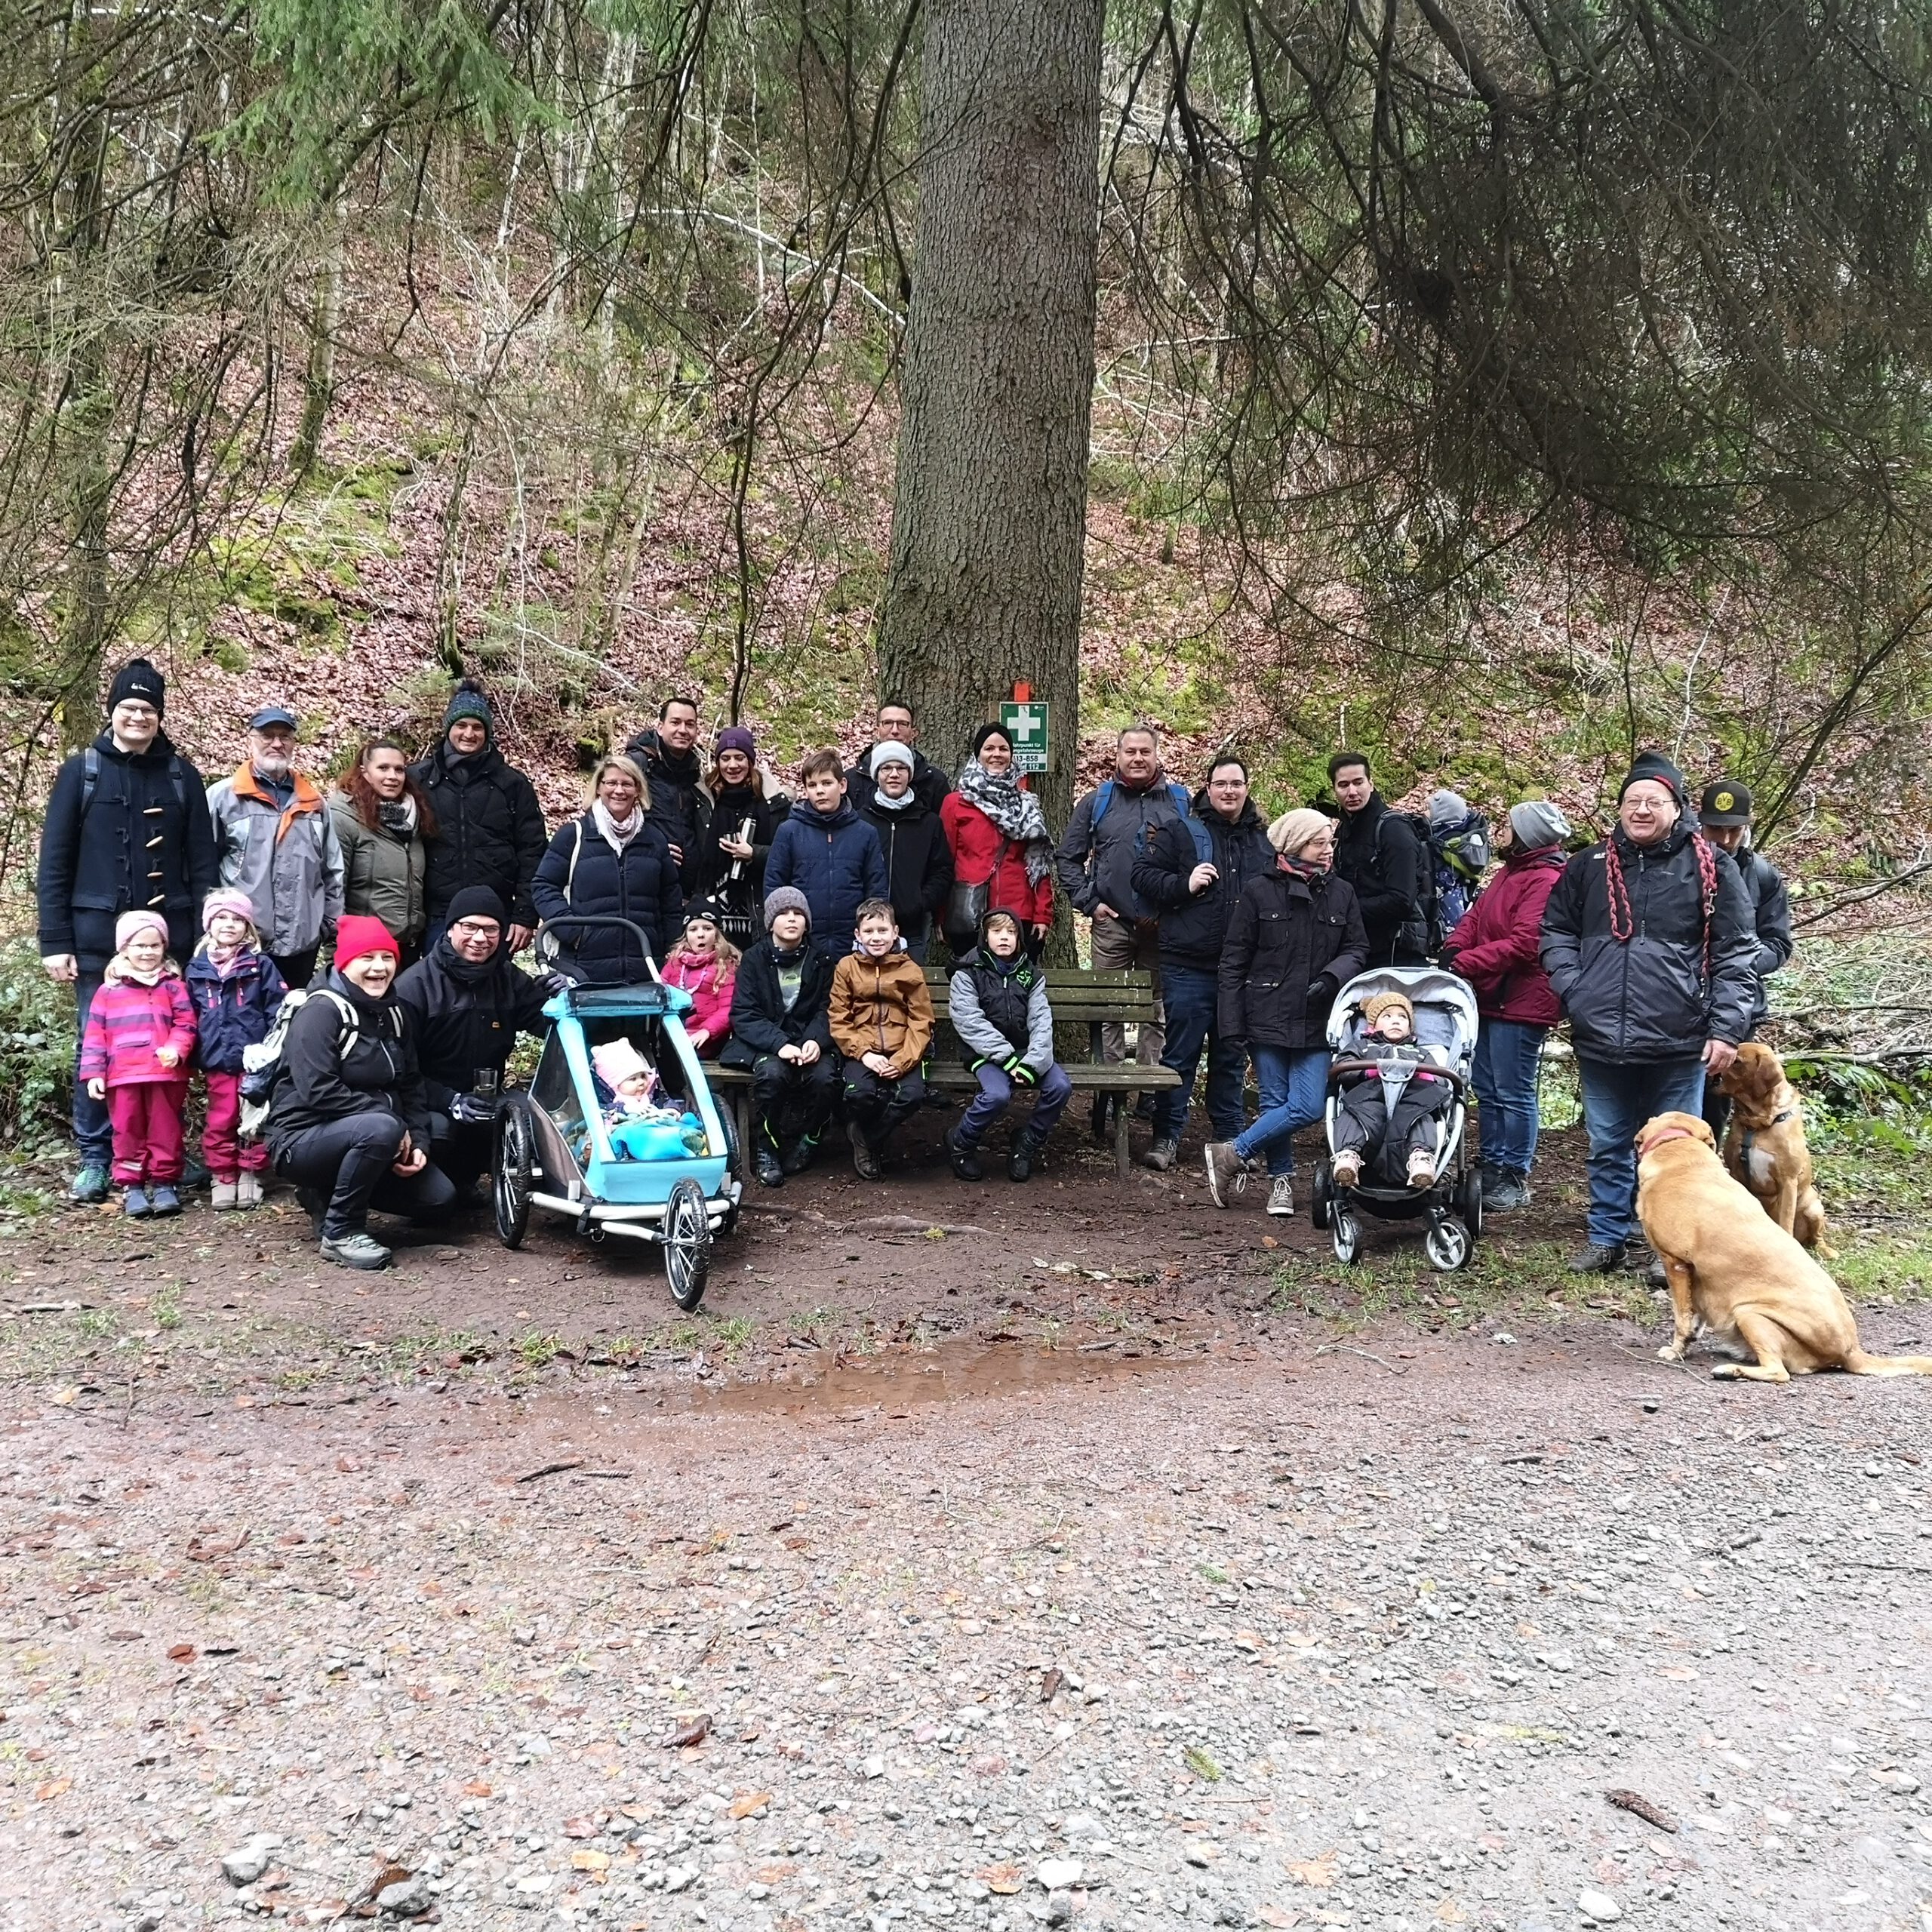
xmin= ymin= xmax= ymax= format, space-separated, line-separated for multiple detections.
xmin=1484 ymin=1171 xmax=1531 ymax=1212
xmin=149 ymin=1185 xmax=182 ymax=1217
xmin=946 ymin=1128 xmax=984 ymax=1183
xmin=122 ymin=1186 xmax=151 ymax=1220
xmin=1266 ymin=1175 xmax=1295 ymax=1217
xmin=235 ymin=1172 xmax=263 ymax=1209
xmin=1567 ymin=1241 xmax=1626 ymax=1275
xmin=1007 ymin=1130 xmax=1044 ymax=1183
xmin=1141 ymin=1136 xmax=1180 ymax=1173
xmin=71 ymin=1162 xmax=111 ymax=1204
xmin=1331 ymin=1151 xmax=1362 ymax=1188
xmin=848 ymin=1121 xmax=882 ymax=1182
xmin=211 ymin=1178 xmax=239 ymax=1211
xmin=1407 ymin=1150 xmax=1435 ymax=1190
xmin=320 ymin=1230 xmax=392 ymax=1272
xmin=1203 ymin=1141 xmax=1250 ymax=1208
xmin=780 ymin=1135 xmax=819 ymax=1177
xmin=754 ymin=1143 xmax=786 ymax=1189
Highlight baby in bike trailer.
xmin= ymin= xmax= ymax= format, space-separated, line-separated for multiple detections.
xmin=1330 ymin=990 xmax=1454 ymax=1191
xmin=589 ymin=1038 xmax=703 ymax=1161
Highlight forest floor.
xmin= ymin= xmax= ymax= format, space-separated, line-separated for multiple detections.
xmin=3 ymin=1117 xmax=1931 ymax=1932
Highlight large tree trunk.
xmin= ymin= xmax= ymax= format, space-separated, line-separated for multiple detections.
xmin=877 ymin=0 xmax=1104 ymax=844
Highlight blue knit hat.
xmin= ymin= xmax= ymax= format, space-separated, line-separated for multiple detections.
xmin=443 ymin=678 xmax=493 ymax=734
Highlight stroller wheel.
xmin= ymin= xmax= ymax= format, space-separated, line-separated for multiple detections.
xmin=494 ymin=1094 xmax=535 ymax=1251
xmin=1426 ymin=1215 xmax=1472 ymax=1272
xmin=663 ymin=1178 xmax=713 ymax=1311
xmin=1454 ymin=1168 xmax=1483 ymax=1237
xmin=1331 ymin=1208 xmax=1360 ymax=1266
xmin=1312 ymin=1157 xmax=1334 ymax=1230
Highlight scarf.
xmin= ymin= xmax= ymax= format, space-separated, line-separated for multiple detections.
xmin=954 ymin=758 xmax=1053 ymax=886
xmin=593 ymin=801 xmax=644 ymax=851
xmin=666 ymin=946 xmax=728 ymax=995
xmin=1278 ymin=854 xmax=1324 ymax=879
xmin=434 ymin=933 xmax=503 ymax=986
xmin=203 ymin=936 xmax=251 ymax=977
xmin=870 ymin=785 xmax=919 ymax=814
xmin=107 ymin=954 xmax=175 ymax=988
xmin=378 ymin=795 xmax=417 ymax=836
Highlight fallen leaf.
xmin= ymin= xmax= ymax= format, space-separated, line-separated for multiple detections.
xmin=1436 ymin=1899 xmax=1466 ymax=1922
xmin=978 ymin=1863 xmax=1023 ymax=1895
xmin=571 ymin=1850 xmax=610 ymax=1873
xmin=1659 ymin=1666 xmax=1697 ymax=1681
xmin=563 ymin=1816 xmax=600 ymax=1839
xmin=729 ymin=1790 xmax=771 ymax=1819
xmin=34 ymin=1777 xmax=72 ymax=1801
xmin=167 ymin=1644 xmax=197 ymax=1663
xmin=662 ymin=1713 xmax=712 ymax=1749
xmin=185 ymin=1531 xmax=249 ymax=1562
xmin=1260 ymin=1235 xmax=1280 ymax=1249
xmin=754 ymin=1862 xmax=798 ymax=1884
xmin=1039 ymin=1667 xmax=1065 ymax=1703
xmin=1258 ymin=1909 xmax=1300 ymax=1928
xmin=49 ymin=1386 xmax=81 ymax=1406
xmin=462 ymin=1781 xmax=492 ymax=1798
xmin=1285 ymin=1852 xmax=1338 ymax=1887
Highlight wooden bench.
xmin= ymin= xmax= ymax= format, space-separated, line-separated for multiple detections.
xmin=707 ymin=966 xmax=1180 ymax=1180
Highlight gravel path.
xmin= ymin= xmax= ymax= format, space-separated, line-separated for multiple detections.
xmin=5 ymin=1314 xmax=1930 ymax=1932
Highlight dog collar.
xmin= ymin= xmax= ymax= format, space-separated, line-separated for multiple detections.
xmin=1636 ymin=1124 xmax=1699 ymax=1159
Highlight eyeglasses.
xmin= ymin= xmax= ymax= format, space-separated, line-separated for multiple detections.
xmin=451 ymin=921 xmax=501 ymax=940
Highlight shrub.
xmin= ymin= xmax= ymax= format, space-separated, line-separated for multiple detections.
xmin=0 ymin=937 xmax=72 ymax=1151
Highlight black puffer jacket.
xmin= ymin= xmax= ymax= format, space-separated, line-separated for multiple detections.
xmin=1734 ymin=845 xmax=1794 ymax=1030
xmin=37 ymin=731 xmax=218 ymax=969
xmin=265 ymin=973 xmax=432 ymax=1152
xmin=411 ymin=740 xmax=548 ymax=928
xmin=1540 ymin=823 xmax=1757 ymax=1063
xmin=625 ymin=728 xmax=713 ymax=894
xmin=394 ymin=937 xmax=552 ymax=1112
xmin=531 ymin=814 xmax=683 ymax=982
xmin=724 ymin=940 xmax=837 ymax=1062
xmin=1217 ymin=866 xmax=1369 ymax=1050
xmin=857 ymin=795 xmax=955 ymax=940
xmin=699 ymin=780 xmax=783 ymax=901
xmin=1331 ymin=792 xmax=1425 ymax=965
xmin=1131 ymin=795 xmax=1275 ymax=971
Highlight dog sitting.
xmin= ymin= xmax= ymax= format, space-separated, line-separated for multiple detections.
xmin=1716 ymin=1040 xmax=1831 ymax=1253
xmin=1634 ymin=1111 xmax=1932 ymax=1383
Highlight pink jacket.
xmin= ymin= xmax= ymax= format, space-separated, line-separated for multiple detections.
xmin=79 ymin=971 xmax=198 ymax=1085
xmin=661 ymin=947 xmax=736 ymax=1052
xmin=1441 ymin=848 xmax=1567 ymax=1026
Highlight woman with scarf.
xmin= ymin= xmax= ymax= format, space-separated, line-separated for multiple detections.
xmin=330 ymin=740 xmax=436 ymax=965
xmin=1203 ymin=809 xmax=1368 ymax=1217
xmin=939 ymin=723 xmax=1055 ymax=958
xmin=699 ymin=724 xmax=784 ymax=946
xmin=531 ymin=755 xmax=683 ymax=983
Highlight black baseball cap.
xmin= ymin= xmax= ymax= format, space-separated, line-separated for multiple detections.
xmin=1699 ymin=780 xmax=1753 ymax=827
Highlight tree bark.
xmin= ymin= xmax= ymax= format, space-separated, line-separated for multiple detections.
xmin=877 ymin=0 xmax=1104 ymax=848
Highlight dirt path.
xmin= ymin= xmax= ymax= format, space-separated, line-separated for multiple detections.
xmin=3 ymin=1128 xmax=1930 ymax=1932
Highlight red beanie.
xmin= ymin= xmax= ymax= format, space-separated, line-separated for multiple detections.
xmin=334 ymin=915 xmax=399 ymax=971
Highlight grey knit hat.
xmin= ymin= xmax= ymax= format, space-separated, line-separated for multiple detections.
xmin=1509 ymin=798 xmax=1571 ymax=850
xmin=763 ymin=886 xmax=811 ymax=931
xmin=1427 ymin=788 xmax=1469 ymax=830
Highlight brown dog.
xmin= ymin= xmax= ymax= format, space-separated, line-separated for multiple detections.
xmin=1716 ymin=1041 xmax=1831 ymax=1252
xmin=1634 ymin=1111 xmax=1932 ymax=1383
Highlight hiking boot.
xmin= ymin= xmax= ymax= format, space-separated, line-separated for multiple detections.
xmin=1203 ymin=1140 xmax=1251 ymax=1208
xmin=122 ymin=1186 xmax=151 ymax=1220
xmin=70 ymin=1162 xmax=110 ymax=1205
xmin=1266 ymin=1175 xmax=1295 ymax=1218
xmin=211 ymin=1177 xmax=238 ymax=1211
xmin=1141 ymin=1135 xmax=1180 ymax=1173
xmin=1642 ymin=1252 xmax=1668 ymax=1288
xmin=1484 ymin=1170 xmax=1531 ymax=1212
xmin=753 ymin=1143 xmax=786 ymax=1189
xmin=181 ymin=1157 xmax=211 ymax=1192
xmin=780 ymin=1135 xmax=819 ymax=1177
xmin=1007 ymin=1129 xmax=1046 ymax=1183
xmin=235 ymin=1172 xmax=263 ymax=1209
xmin=946 ymin=1127 xmax=984 ymax=1182
xmin=848 ymin=1121 xmax=882 ymax=1182
xmin=320 ymin=1230 xmax=392 ymax=1272
xmin=149 ymin=1185 xmax=182 ymax=1217
xmin=1567 ymin=1241 xmax=1626 ymax=1275
xmin=1134 ymin=1094 xmax=1157 ymax=1122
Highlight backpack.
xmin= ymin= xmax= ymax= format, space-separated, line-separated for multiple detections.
xmin=80 ymin=745 xmax=192 ymax=813
xmin=1429 ymin=810 xmax=1492 ymax=940
xmin=1376 ymin=811 xmax=1444 ymax=958
xmin=237 ymin=987 xmax=358 ymax=1140
xmin=1094 ymin=779 xmax=1212 ymax=868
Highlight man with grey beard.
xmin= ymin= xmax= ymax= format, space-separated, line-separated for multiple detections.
xmin=207 ymin=706 xmax=344 ymax=988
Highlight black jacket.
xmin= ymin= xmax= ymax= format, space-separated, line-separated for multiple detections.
xmin=37 ymin=731 xmax=217 ymax=970
xmin=1131 ymin=794 xmax=1275 ymax=971
xmin=1540 ymin=823 xmax=1757 ymax=1063
xmin=699 ymin=780 xmax=783 ymax=903
xmin=857 ymin=795 xmax=955 ymax=939
xmin=1734 ymin=845 xmax=1794 ymax=1030
xmin=411 ymin=740 xmax=549 ymax=928
xmin=724 ymin=940 xmax=837 ymax=1062
xmin=625 ymin=728 xmax=712 ymax=894
xmin=394 ymin=937 xmax=552 ymax=1112
xmin=531 ymin=814 xmax=684 ymax=982
xmin=846 ymin=745 xmax=951 ymax=817
xmin=1218 ymin=866 xmax=1369 ymax=1050
xmin=1331 ymin=792 xmax=1425 ymax=965
xmin=264 ymin=972 xmax=432 ymax=1152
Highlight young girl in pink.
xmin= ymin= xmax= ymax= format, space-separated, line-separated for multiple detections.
xmin=185 ymin=888 xmax=286 ymax=1211
xmin=80 ymin=910 xmax=198 ymax=1218
xmin=660 ymin=897 xmax=740 ymax=1057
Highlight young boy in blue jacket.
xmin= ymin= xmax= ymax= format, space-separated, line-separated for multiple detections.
xmin=764 ymin=749 xmax=888 ymax=961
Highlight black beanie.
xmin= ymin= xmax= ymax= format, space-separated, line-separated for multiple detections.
xmin=106 ymin=657 xmax=165 ymax=718
xmin=1619 ymin=750 xmax=1685 ymax=809
xmin=970 ymin=721 xmax=1014 ymax=760
xmin=444 ymin=885 xmax=507 ymax=928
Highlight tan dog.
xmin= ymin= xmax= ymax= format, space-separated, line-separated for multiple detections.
xmin=1716 ymin=1041 xmax=1831 ymax=1252
xmin=1634 ymin=1111 xmax=1932 ymax=1383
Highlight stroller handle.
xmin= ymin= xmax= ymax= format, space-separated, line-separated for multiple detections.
xmin=1327 ymin=1055 xmax=1468 ymax=1097
xmin=535 ymin=914 xmax=661 ymax=984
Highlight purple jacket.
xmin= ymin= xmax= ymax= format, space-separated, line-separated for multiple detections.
xmin=79 ymin=972 xmax=198 ymax=1085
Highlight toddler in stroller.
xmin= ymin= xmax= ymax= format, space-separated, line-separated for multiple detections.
xmin=1330 ymin=990 xmax=1455 ymax=1190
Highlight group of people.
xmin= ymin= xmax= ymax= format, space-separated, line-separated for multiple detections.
xmin=35 ymin=657 xmax=1792 ymax=1275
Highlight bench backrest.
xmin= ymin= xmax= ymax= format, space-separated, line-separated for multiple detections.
xmin=922 ymin=966 xmax=1158 ymax=1066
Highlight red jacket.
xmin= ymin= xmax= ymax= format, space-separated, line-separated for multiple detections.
xmin=660 ymin=946 xmax=736 ymax=1053
xmin=79 ymin=971 xmax=198 ymax=1085
xmin=1441 ymin=847 xmax=1567 ymax=1026
xmin=940 ymin=794 xmax=1054 ymax=928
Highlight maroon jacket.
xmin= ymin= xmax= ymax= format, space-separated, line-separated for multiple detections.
xmin=1441 ymin=847 xmax=1567 ymax=1026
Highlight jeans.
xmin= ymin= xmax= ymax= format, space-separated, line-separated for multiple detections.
xmin=1090 ymin=915 xmax=1164 ymax=1067
xmin=107 ymin=1078 xmax=190 ymax=1186
xmin=1232 ymin=1046 xmax=1330 ymax=1178
xmin=1152 ymin=964 xmax=1247 ymax=1141
xmin=1576 ymin=1054 xmax=1706 ymax=1247
xmin=1471 ymin=1019 xmax=1548 ymax=1177
xmin=72 ymin=970 xmax=111 ymax=1167
xmin=960 ymin=1062 xmax=1074 ymax=1142
xmin=275 ymin=1112 xmax=457 ymax=1238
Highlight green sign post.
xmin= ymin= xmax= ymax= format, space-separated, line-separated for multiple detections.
xmin=998 ymin=699 xmax=1051 ymax=775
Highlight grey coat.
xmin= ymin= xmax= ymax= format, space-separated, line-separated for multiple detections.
xmin=1052 ymin=778 xmax=1189 ymax=921
xmin=328 ymin=792 xmax=429 ymax=947
xmin=207 ymin=769 xmax=345 ymax=957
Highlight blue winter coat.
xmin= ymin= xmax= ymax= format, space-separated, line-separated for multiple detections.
xmin=531 ymin=813 xmax=683 ymax=983
xmin=764 ymin=799 xmax=889 ymax=952
xmin=184 ymin=949 xmax=288 ymax=1075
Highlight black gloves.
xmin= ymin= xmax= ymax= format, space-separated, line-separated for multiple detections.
xmin=1306 ymin=974 xmax=1338 ymax=1008
xmin=448 ymin=1093 xmax=497 ymax=1125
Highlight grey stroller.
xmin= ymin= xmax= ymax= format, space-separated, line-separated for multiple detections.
xmin=1311 ymin=967 xmax=1482 ymax=1271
